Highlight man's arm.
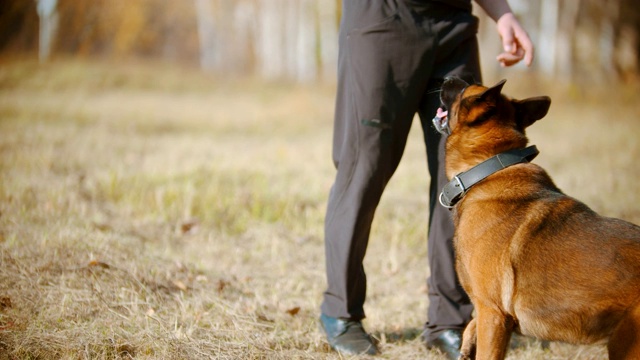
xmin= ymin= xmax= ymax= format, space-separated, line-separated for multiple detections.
xmin=474 ymin=0 xmax=534 ymax=67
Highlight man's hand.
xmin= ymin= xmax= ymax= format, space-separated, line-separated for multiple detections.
xmin=495 ymin=12 xmax=533 ymax=67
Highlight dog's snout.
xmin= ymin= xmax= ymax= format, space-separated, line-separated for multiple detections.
xmin=440 ymin=77 xmax=469 ymax=111
xmin=442 ymin=76 xmax=469 ymax=89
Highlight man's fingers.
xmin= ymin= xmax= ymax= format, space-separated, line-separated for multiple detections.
xmin=516 ymin=32 xmax=534 ymax=66
xmin=495 ymin=13 xmax=534 ymax=67
xmin=496 ymin=50 xmax=524 ymax=67
xmin=523 ymin=49 xmax=533 ymax=66
xmin=501 ymin=31 xmax=516 ymax=54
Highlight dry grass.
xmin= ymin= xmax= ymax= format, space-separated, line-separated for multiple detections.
xmin=0 ymin=58 xmax=638 ymax=359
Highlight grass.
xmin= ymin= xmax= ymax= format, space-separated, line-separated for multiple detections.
xmin=0 ymin=57 xmax=638 ymax=359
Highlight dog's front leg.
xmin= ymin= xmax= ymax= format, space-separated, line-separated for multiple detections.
xmin=459 ymin=318 xmax=477 ymax=360
xmin=474 ymin=306 xmax=513 ymax=360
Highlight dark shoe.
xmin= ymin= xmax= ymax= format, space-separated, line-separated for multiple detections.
xmin=319 ymin=314 xmax=380 ymax=356
xmin=423 ymin=329 xmax=462 ymax=360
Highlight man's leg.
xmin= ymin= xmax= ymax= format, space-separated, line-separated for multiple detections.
xmin=420 ymin=85 xmax=474 ymax=342
xmin=418 ymin=8 xmax=482 ymax=357
xmin=320 ymin=1 xmax=439 ymax=355
xmin=322 ymin=0 xmax=431 ymax=323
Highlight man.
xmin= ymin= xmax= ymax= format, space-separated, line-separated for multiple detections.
xmin=319 ymin=0 xmax=534 ymax=358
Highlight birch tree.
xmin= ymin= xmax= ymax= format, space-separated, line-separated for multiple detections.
xmin=317 ymin=0 xmax=339 ymax=82
xmin=538 ymin=0 xmax=558 ymax=76
xmin=36 ymin=0 xmax=58 ymax=63
xmin=194 ymin=0 xmax=218 ymax=71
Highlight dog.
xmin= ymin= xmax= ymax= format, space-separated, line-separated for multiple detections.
xmin=432 ymin=78 xmax=640 ymax=359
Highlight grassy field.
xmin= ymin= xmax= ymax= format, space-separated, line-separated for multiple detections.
xmin=1 ymin=58 xmax=639 ymax=359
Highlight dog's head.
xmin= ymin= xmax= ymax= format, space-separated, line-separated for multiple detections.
xmin=436 ymin=78 xmax=551 ymax=178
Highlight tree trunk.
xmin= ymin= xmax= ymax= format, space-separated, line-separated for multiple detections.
xmin=194 ymin=0 xmax=217 ymax=71
xmin=317 ymin=0 xmax=339 ymax=82
xmin=556 ymin=0 xmax=580 ymax=81
xmin=538 ymin=0 xmax=558 ymax=76
xmin=37 ymin=0 xmax=58 ymax=63
xmin=256 ymin=0 xmax=285 ymax=79
xmin=294 ymin=0 xmax=316 ymax=82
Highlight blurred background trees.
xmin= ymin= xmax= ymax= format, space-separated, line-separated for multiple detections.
xmin=0 ymin=0 xmax=638 ymax=84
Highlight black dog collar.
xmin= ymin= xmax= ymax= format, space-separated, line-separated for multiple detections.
xmin=439 ymin=145 xmax=539 ymax=208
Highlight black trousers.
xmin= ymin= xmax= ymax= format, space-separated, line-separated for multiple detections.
xmin=321 ymin=0 xmax=482 ymax=341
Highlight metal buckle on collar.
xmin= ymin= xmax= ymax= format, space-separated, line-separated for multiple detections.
xmin=439 ymin=192 xmax=454 ymax=209
xmin=439 ymin=175 xmax=465 ymax=209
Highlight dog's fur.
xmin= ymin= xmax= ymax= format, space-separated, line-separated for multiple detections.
xmin=438 ymin=78 xmax=640 ymax=359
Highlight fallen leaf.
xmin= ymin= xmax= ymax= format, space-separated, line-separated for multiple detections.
xmin=180 ymin=219 xmax=200 ymax=235
xmin=286 ymin=306 xmax=300 ymax=316
xmin=0 ymin=297 xmax=11 ymax=310
xmin=88 ymin=260 xmax=111 ymax=269
xmin=172 ymin=280 xmax=187 ymax=291
xmin=217 ymin=279 xmax=230 ymax=292
xmin=0 ymin=320 xmax=14 ymax=330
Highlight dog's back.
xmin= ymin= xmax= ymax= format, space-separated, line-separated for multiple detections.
xmin=457 ymin=161 xmax=640 ymax=344
xmin=438 ymin=77 xmax=640 ymax=359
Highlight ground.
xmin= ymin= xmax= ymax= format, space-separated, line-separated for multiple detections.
xmin=1 ymin=58 xmax=638 ymax=359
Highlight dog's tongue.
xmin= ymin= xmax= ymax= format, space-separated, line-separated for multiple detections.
xmin=436 ymin=107 xmax=448 ymax=120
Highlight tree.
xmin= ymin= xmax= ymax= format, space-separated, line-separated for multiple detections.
xmin=194 ymin=0 xmax=217 ymax=71
xmin=36 ymin=0 xmax=58 ymax=63
xmin=1 ymin=0 xmax=638 ymax=83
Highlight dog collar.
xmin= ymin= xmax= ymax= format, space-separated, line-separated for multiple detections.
xmin=439 ymin=145 xmax=539 ymax=208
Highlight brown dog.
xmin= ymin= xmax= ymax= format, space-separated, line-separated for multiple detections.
xmin=433 ymin=78 xmax=640 ymax=360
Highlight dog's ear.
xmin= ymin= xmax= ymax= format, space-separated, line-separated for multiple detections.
xmin=513 ymin=96 xmax=551 ymax=129
xmin=479 ymin=79 xmax=506 ymax=102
